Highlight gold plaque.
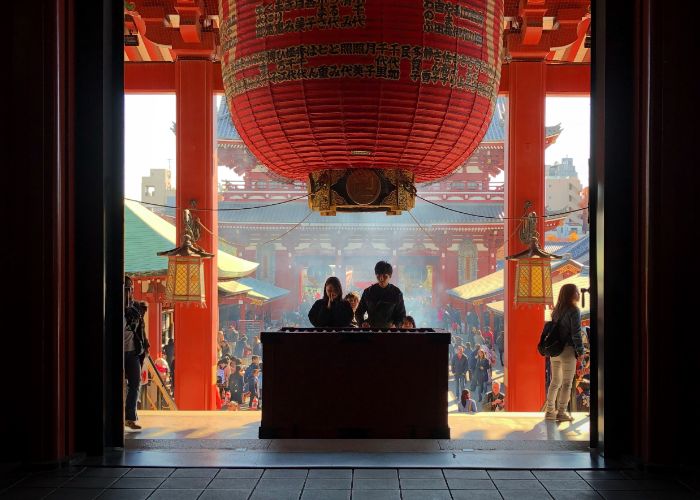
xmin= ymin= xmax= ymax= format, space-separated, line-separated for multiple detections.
xmin=346 ymin=169 xmax=381 ymax=205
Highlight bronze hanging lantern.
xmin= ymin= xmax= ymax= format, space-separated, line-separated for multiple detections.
xmin=157 ymin=209 xmax=214 ymax=306
xmin=506 ymin=203 xmax=562 ymax=307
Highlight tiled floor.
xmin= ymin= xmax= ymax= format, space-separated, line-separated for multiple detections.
xmin=1 ymin=467 xmax=697 ymax=499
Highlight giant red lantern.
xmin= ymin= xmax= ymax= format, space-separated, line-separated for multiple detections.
xmin=219 ymin=0 xmax=503 ymax=214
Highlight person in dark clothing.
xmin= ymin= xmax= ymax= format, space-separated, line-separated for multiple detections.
xmin=545 ymin=284 xmax=585 ymax=422
xmin=482 ymin=381 xmax=506 ymax=412
xmin=123 ymin=276 xmax=147 ymax=430
xmin=474 ymin=349 xmax=491 ymax=402
xmin=252 ymin=336 xmax=263 ymax=357
xmin=245 ymin=355 xmax=260 ymax=386
xmin=463 ymin=342 xmax=474 ymax=382
xmin=234 ymin=336 xmax=249 ymax=358
xmin=356 ymin=261 xmax=406 ymax=328
xmin=345 ymin=292 xmax=361 ymax=327
xmin=495 ymin=331 xmax=505 ymax=366
xmin=401 ymin=316 xmax=416 ymax=328
xmin=308 ymin=276 xmax=354 ymax=327
xmin=228 ymin=365 xmax=245 ymax=404
xmin=468 ymin=343 xmax=480 ymax=390
xmin=451 ymin=345 xmax=469 ymax=397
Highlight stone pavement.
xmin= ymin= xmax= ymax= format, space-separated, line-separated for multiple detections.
xmin=1 ymin=467 xmax=697 ymax=499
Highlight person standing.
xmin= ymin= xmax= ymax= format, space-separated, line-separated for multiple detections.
xmin=356 ymin=261 xmax=406 ymax=328
xmin=228 ymin=365 xmax=245 ymax=404
xmin=308 ymin=277 xmax=354 ymax=327
xmin=463 ymin=342 xmax=474 ymax=383
xmin=474 ymin=349 xmax=491 ymax=402
xmin=496 ymin=331 xmax=505 ymax=367
xmin=545 ymin=284 xmax=586 ymax=422
xmin=482 ymin=326 xmax=495 ymax=349
xmin=451 ymin=346 xmax=469 ymax=398
xmin=123 ymin=276 xmax=145 ymax=430
xmin=252 ymin=336 xmax=263 ymax=357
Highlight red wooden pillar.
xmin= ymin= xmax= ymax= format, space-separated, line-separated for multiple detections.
xmin=504 ymin=60 xmax=547 ymax=410
xmin=174 ymin=59 xmax=218 ymax=410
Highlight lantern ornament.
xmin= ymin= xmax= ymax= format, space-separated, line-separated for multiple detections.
xmin=219 ymin=0 xmax=504 ymax=215
xmin=157 ymin=209 xmax=214 ymax=306
xmin=506 ymin=203 xmax=562 ymax=307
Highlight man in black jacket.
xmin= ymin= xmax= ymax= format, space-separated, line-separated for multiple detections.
xmin=356 ymin=261 xmax=406 ymax=328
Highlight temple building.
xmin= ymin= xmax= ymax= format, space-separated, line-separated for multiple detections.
xmin=12 ymin=0 xmax=699 ymax=477
xmin=213 ymin=98 xmax=564 ymax=320
xmin=546 ymin=157 xmax=585 ymax=238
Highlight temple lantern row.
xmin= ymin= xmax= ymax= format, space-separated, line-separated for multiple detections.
xmin=219 ymin=0 xmax=504 ymax=215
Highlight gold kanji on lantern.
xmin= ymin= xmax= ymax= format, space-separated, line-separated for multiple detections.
xmin=506 ymin=203 xmax=561 ymax=307
xmin=157 ymin=209 xmax=213 ymax=305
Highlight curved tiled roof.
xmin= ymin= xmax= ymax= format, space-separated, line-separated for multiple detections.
xmin=125 ymin=200 xmax=259 ymax=278
xmin=237 ymin=277 xmax=290 ymax=302
xmin=217 ymin=99 xmax=241 ymax=141
xmin=556 ymin=233 xmax=590 ymax=262
xmin=217 ymin=201 xmax=505 ymax=226
xmin=447 ymin=258 xmax=584 ymax=302
xmin=447 ymin=269 xmax=504 ymax=302
xmin=481 ymin=97 xmax=562 ymax=143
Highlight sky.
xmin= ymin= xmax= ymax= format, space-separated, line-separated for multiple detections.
xmin=124 ymin=94 xmax=590 ymax=199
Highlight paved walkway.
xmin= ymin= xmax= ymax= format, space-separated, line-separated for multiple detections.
xmin=2 ymin=466 xmax=697 ymax=499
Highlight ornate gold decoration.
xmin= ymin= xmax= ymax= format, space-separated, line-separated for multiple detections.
xmin=307 ymin=168 xmax=415 ymax=215
xmin=506 ymin=202 xmax=562 ymax=307
xmin=346 ymin=169 xmax=381 ymax=205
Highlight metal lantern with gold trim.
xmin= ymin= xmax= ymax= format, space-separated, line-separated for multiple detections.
xmin=157 ymin=209 xmax=214 ymax=306
xmin=506 ymin=206 xmax=562 ymax=307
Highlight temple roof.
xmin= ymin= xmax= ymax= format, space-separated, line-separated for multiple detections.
xmin=216 ymin=201 xmax=505 ymax=227
xmin=556 ymin=233 xmax=590 ymax=264
xmin=218 ymin=280 xmax=251 ymax=296
xmin=447 ymin=257 xmax=586 ymax=302
xmin=237 ymin=277 xmax=290 ymax=302
xmin=217 ymin=96 xmax=562 ymax=146
xmin=217 ymin=99 xmax=241 ymax=142
xmin=448 ymin=269 xmax=504 ymax=302
xmin=124 ymin=199 xmax=259 ymax=278
xmin=218 ymin=277 xmax=289 ymax=303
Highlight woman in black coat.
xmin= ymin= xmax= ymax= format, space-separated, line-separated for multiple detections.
xmin=308 ymin=277 xmax=354 ymax=327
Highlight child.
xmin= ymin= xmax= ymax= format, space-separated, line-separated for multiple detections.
xmin=401 ymin=316 xmax=416 ymax=329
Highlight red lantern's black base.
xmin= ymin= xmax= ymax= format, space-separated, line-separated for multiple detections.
xmin=259 ymin=328 xmax=451 ymax=439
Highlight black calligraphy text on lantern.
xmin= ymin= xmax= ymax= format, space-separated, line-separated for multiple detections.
xmin=423 ymin=0 xmax=485 ymax=25
xmin=423 ymin=0 xmax=484 ymax=45
xmin=255 ymin=0 xmax=366 ymax=37
xmin=225 ymin=41 xmax=498 ymax=97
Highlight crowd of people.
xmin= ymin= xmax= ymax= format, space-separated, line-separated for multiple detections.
xmin=124 ymin=260 xmax=588 ymax=425
xmin=449 ymin=326 xmax=505 ymax=412
xmin=215 ymin=324 xmax=264 ymax=411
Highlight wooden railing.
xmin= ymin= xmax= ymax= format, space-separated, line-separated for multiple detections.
xmin=139 ymin=355 xmax=177 ymax=411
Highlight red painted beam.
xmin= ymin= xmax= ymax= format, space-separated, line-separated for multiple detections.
xmin=125 ymin=62 xmax=224 ymax=93
xmin=126 ymin=62 xmax=589 ymax=95
xmin=498 ymin=63 xmax=590 ymax=95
